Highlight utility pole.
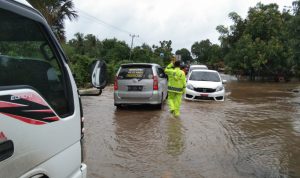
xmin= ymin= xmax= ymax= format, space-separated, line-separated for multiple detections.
xmin=129 ymin=34 xmax=139 ymax=60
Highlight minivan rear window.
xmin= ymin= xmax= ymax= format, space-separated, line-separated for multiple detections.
xmin=118 ymin=65 xmax=153 ymax=80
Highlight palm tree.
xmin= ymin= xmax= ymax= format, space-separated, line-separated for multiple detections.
xmin=27 ymin=0 xmax=78 ymax=42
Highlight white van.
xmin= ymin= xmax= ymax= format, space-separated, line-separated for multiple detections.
xmin=0 ymin=1 xmax=106 ymax=177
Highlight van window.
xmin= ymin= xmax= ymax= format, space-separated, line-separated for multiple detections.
xmin=118 ymin=65 xmax=153 ymax=80
xmin=0 ymin=9 xmax=72 ymax=117
xmin=156 ymin=67 xmax=166 ymax=78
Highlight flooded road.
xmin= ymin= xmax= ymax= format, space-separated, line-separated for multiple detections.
xmin=82 ymin=81 xmax=300 ymax=178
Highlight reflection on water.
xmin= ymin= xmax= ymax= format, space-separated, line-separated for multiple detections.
xmin=82 ymin=82 xmax=300 ymax=178
xmin=166 ymin=117 xmax=185 ymax=156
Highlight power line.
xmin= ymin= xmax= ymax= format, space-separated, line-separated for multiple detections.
xmin=72 ymin=8 xmax=151 ymax=49
xmin=76 ymin=8 xmax=132 ymax=35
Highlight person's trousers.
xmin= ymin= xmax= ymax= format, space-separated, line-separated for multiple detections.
xmin=167 ymin=92 xmax=182 ymax=116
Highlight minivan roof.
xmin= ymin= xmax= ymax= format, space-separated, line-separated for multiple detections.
xmin=121 ymin=63 xmax=159 ymax=67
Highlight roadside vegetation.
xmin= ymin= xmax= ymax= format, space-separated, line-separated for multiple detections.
xmin=27 ymin=0 xmax=300 ymax=87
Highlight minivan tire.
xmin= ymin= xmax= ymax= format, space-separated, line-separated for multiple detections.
xmin=155 ymin=94 xmax=164 ymax=110
xmin=114 ymin=104 xmax=122 ymax=109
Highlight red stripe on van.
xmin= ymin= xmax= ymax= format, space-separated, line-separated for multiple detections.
xmin=0 ymin=112 xmax=46 ymax=125
xmin=14 ymin=92 xmax=47 ymax=106
xmin=22 ymin=109 xmax=53 ymax=113
xmin=0 ymin=101 xmax=27 ymax=108
xmin=43 ymin=116 xmax=59 ymax=121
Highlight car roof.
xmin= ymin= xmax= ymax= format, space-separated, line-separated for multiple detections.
xmin=2 ymin=0 xmax=46 ymax=22
xmin=191 ymin=69 xmax=219 ymax=73
xmin=190 ymin=65 xmax=207 ymax=67
xmin=121 ymin=63 xmax=159 ymax=67
xmin=13 ymin=0 xmax=32 ymax=7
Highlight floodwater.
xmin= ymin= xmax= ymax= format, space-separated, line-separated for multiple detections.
xmin=82 ymin=78 xmax=300 ymax=178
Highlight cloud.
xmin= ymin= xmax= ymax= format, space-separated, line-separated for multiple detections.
xmin=65 ymin=0 xmax=294 ymax=52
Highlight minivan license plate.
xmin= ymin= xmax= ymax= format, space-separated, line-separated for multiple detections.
xmin=128 ymin=86 xmax=143 ymax=91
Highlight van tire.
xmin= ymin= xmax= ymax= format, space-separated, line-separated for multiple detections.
xmin=155 ymin=94 xmax=164 ymax=110
xmin=155 ymin=102 xmax=162 ymax=110
xmin=115 ymin=104 xmax=122 ymax=109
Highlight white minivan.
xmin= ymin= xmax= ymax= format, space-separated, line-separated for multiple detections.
xmin=0 ymin=1 xmax=106 ymax=177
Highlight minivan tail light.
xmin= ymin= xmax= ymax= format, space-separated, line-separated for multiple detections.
xmin=114 ymin=76 xmax=118 ymax=90
xmin=153 ymin=76 xmax=158 ymax=90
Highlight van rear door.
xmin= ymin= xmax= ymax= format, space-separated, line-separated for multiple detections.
xmin=117 ymin=65 xmax=154 ymax=98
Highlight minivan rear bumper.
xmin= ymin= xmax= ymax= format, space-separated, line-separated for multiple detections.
xmin=114 ymin=91 xmax=162 ymax=105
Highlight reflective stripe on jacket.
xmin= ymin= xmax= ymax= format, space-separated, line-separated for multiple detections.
xmin=164 ymin=63 xmax=186 ymax=94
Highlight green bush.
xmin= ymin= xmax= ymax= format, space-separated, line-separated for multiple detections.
xmin=69 ymin=54 xmax=93 ymax=88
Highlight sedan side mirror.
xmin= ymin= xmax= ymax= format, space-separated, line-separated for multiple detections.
xmin=91 ymin=60 xmax=107 ymax=89
xmin=222 ymin=80 xmax=227 ymax=84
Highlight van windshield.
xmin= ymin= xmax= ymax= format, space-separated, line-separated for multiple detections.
xmin=118 ymin=65 xmax=153 ymax=80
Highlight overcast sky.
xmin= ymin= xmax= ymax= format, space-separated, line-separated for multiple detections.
xmin=65 ymin=0 xmax=294 ymax=52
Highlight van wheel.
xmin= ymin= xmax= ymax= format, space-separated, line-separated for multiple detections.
xmin=114 ymin=104 xmax=122 ymax=109
xmin=155 ymin=102 xmax=162 ymax=110
xmin=155 ymin=95 xmax=163 ymax=110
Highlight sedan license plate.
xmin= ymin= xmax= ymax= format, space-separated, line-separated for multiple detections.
xmin=201 ymin=94 xmax=208 ymax=97
xmin=128 ymin=86 xmax=143 ymax=91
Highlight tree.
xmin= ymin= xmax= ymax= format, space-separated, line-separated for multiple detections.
xmin=191 ymin=39 xmax=212 ymax=64
xmin=131 ymin=44 xmax=153 ymax=63
xmin=217 ymin=3 xmax=293 ymax=80
xmin=175 ymin=48 xmax=192 ymax=64
xmin=290 ymin=0 xmax=300 ymax=75
xmin=152 ymin=40 xmax=173 ymax=65
xmin=68 ymin=33 xmax=84 ymax=55
xmin=101 ymin=38 xmax=130 ymax=63
xmin=208 ymin=44 xmax=223 ymax=70
xmin=27 ymin=0 xmax=78 ymax=42
xmin=191 ymin=40 xmax=222 ymax=69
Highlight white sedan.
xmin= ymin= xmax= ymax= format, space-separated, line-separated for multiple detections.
xmin=185 ymin=69 xmax=226 ymax=101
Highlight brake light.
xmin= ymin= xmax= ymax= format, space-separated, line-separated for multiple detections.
xmin=114 ymin=76 xmax=118 ymax=90
xmin=153 ymin=76 xmax=158 ymax=90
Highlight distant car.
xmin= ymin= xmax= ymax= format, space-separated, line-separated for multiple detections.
xmin=185 ymin=69 xmax=226 ymax=101
xmin=188 ymin=65 xmax=208 ymax=74
xmin=114 ymin=63 xmax=168 ymax=109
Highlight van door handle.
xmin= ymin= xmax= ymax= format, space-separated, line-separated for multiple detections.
xmin=0 ymin=140 xmax=14 ymax=162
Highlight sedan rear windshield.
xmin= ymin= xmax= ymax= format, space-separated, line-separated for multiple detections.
xmin=118 ymin=65 xmax=153 ymax=79
xmin=189 ymin=71 xmax=220 ymax=82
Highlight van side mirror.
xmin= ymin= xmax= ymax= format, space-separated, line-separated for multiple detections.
xmin=222 ymin=80 xmax=227 ymax=84
xmin=91 ymin=60 xmax=107 ymax=89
